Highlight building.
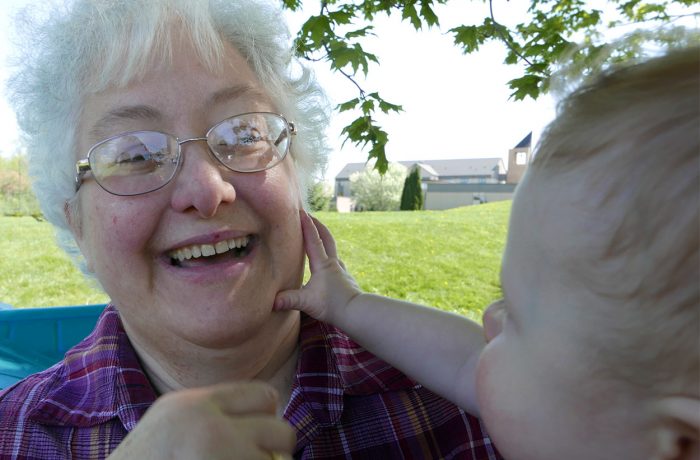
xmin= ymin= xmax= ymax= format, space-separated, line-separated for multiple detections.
xmin=506 ymin=132 xmax=532 ymax=184
xmin=334 ymin=133 xmax=532 ymax=211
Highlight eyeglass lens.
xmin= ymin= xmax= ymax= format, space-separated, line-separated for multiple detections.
xmin=88 ymin=113 xmax=290 ymax=196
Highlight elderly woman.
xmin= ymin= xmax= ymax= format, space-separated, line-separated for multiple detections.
xmin=0 ymin=0 xmax=500 ymax=458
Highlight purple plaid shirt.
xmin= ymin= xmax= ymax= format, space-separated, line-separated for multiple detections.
xmin=0 ymin=305 xmax=501 ymax=459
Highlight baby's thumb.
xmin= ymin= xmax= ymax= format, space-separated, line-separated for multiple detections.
xmin=273 ymin=289 xmax=303 ymax=311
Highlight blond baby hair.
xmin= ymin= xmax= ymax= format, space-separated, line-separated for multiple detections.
xmin=530 ymin=47 xmax=699 ymax=395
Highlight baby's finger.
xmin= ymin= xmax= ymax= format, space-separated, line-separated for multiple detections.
xmin=308 ymin=215 xmax=338 ymax=260
xmin=300 ymin=210 xmax=328 ymax=272
xmin=210 ymin=381 xmax=279 ymax=416
xmin=248 ymin=417 xmax=296 ymax=456
xmin=273 ymin=289 xmax=304 ymax=311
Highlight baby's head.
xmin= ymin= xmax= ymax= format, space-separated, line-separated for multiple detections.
xmin=477 ymin=47 xmax=699 ymax=460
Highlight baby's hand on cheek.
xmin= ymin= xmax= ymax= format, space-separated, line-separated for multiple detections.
xmin=274 ymin=211 xmax=362 ymax=324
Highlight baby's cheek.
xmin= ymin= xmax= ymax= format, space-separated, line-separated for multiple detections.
xmin=475 ymin=343 xmax=515 ymax=426
xmin=475 ymin=348 xmax=521 ymax=459
xmin=475 ymin=348 xmax=496 ymax=416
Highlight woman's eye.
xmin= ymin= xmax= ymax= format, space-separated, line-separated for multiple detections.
xmin=239 ymin=134 xmax=263 ymax=145
xmin=116 ymin=153 xmax=147 ymax=164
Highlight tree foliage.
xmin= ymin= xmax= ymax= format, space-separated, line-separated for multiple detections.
xmin=400 ymin=166 xmax=424 ymax=211
xmin=350 ymin=162 xmax=407 ymax=211
xmin=0 ymin=154 xmax=41 ymax=217
xmin=308 ymin=181 xmax=333 ymax=211
xmin=283 ymin=0 xmax=699 ymax=173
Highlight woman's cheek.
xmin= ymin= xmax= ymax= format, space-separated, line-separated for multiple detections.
xmin=84 ymin=198 xmax=158 ymax=267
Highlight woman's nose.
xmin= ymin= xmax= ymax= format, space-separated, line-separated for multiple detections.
xmin=169 ymin=141 xmax=236 ymax=218
xmin=482 ymin=299 xmax=506 ymax=343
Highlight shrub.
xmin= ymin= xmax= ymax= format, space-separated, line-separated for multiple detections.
xmin=400 ymin=167 xmax=424 ymax=210
xmin=350 ymin=163 xmax=406 ymax=211
xmin=308 ymin=181 xmax=333 ymax=212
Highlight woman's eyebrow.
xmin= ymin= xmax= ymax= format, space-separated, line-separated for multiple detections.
xmin=89 ymin=105 xmax=163 ymax=140
xmin=206 ymin=84 xmax=269 ymax=107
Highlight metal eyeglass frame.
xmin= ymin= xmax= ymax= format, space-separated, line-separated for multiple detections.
xmin=74 ymin=111 xmax=296 ymax=196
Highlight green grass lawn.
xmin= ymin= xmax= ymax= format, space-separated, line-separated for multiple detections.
xmin=0 ymin=217 xmax=109 ymax=307
xmin=0 ymin=202 xmax=510 ymax=321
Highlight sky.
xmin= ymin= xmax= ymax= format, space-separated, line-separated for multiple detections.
xmin=0 ymin=1 xmax=695 ymax=183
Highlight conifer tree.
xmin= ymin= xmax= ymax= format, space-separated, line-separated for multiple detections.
xmin=400 ymin=167 xmax=423 ymax=211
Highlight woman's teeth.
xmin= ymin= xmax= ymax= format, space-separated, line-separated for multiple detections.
xmin=169 ymin=236 xmax=250 ymax=263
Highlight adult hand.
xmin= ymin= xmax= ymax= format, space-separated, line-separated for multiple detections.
xmin=274 ymin=210 xmax=362 ymax=324
xmin=108 ymin=381 xmax=295 ymax=460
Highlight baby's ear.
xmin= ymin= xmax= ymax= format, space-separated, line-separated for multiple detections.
xmin=650 ymin=396 xmax=700 ymax=460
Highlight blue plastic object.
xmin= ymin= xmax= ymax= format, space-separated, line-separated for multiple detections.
xmin=0 ymin=305 xmax=105 ymax=390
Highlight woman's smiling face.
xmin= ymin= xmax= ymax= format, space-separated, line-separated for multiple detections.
xmin=70 ymin=36 xmax=304 ymax=351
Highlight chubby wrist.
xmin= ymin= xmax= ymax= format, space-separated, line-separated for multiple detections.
xmin=326 ymin=289 xmax=364 ymax=327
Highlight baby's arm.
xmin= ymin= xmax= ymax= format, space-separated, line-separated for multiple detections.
xmin=274 ymin=211 xmax=485 ymax=417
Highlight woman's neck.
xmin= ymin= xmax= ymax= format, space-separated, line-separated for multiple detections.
xmin=122 ymin=310 xmax=301 ymax=405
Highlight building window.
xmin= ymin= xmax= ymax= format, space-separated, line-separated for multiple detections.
xmin=516 ymin=151 xmax=527 ymax=165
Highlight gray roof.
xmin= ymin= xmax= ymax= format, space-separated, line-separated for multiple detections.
xmin=335 ymin=158 xmax=505 ymax=180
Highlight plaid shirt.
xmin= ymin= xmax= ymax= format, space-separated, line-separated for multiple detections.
xmin=0 ymin=305 xmax=501 ymax=459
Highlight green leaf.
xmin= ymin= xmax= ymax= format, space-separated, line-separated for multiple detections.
xmin=345 ymin=25 xmax=375 ymax=39
xmin=361 ymin=99 xmax=375 ymax=114
xmin=337 ymin=97 xmax=361 ymax=112
xmin=366 ymin=92 xmax=403 ymax=114
xmin=329 ymin=44 xmax=358 ymax=71
xmin=451 ymin=25 xmax=488 ymax=53
xmin=327 ymin=42 xmax=377 ymax=75
xmin=402 ymin=2 xmax=422 ymax=29
xmin=340 ymin=116 xmax=372 ymax=147
xmin=369 ymin=140 xmax=389 ymax=174
xmin=280 ymin=0 xmax=302 ymax=11
xmin=508 ymin=74 xmax=544 ymax=101
xmin=419 ymin=0 xmax=440 ymax=27
xmin=378 ymin=99 xmax=403 ymax=114
xmin=300 ymin=15 xmax=332 ymax=48
xmin=329 ymin=8 xmax=355 ymax=25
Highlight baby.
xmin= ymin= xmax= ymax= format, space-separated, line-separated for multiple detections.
xmin=276 ymin=47 xmax=699 ymax=460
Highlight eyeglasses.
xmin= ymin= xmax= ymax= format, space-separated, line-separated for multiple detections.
xmin=75 ymin=112 xmax=296 ymax=196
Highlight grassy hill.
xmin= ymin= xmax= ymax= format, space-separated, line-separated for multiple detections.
xmin=0 ymin=202 xmax=510 ymax=320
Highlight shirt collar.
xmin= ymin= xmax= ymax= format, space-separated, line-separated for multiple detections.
xmin=27 ymin=309 xmax=417 ymax=433
xmin=28 ymin=305 xmax=157 ymax=430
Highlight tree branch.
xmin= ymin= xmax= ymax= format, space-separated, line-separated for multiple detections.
xmin=319 ymin=1 xmax=368 ymax=99
xmin=488 ymin=0 xmax=537 ymax=70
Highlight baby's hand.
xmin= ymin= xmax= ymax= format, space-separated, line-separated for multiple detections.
xmin=274 ymin=210 xmax=362 ymax=324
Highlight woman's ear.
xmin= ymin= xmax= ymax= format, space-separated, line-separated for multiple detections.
xmin=650 ymin=396 xmax=700 ymax=460
xmin=64 ymin=198 xmax=81 ymax=239
xmin=64 ymin=198 xmax=94 ymax=273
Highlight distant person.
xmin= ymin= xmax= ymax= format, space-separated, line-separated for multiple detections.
xmin=276 ymin=47 xmax=700 ymax=460
xmin=0 ymin=0 xmax=500 ymax=458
